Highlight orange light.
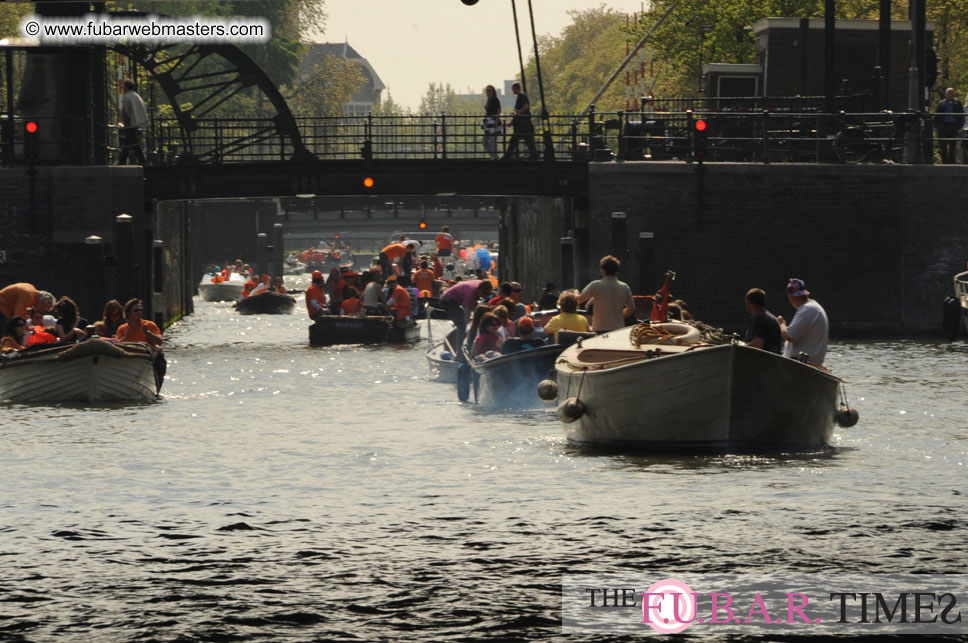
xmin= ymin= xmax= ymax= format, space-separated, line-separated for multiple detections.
xmin=334 ymin=234 xmax=340 ymax=239
xmin=363 ymin=177 xmax=374 ymax=188
xmin=695 ymin=119 xmax=707 ymax=132
xmin=419 ymin=220 xmax=427 ymax=230
xmin=25 ymin=121 xmax=38 ymax=134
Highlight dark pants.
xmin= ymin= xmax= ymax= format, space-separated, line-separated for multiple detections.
xmin=119 ymin=127 xmax=146 ymax=165
xmin=437 ymin=248 xmax=451 ymax=258
xmin=937 ymin=123 xmax=960 ymax=164
xmin=402 ymin=253 xmax=413 ymax=280
xmin=379 ymin=252 xmax=392 ymax=280
xmin=503 ymin=118 xmax=538 ymax=160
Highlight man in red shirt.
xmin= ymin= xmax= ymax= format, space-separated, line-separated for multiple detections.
xmin=385 ymin=276 xmax=412 ymax=321
xmin=379 ymin=242 xmax=408 ymax=279
xmin=434 ymin=226 xmax=455 ymax=258
xmin=412 ymin=260 xmax=436 ymax=296
xmin=115 ymin=298 xmax=163 ymax=347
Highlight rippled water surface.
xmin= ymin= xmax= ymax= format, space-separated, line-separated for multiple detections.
xmin=3 ymin=281 xmax=967 ymax=641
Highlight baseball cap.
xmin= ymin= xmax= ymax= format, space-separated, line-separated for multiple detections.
xmin=787 ymin=278 xmax=810 ymax=297
xmin=311 ymin=270 xmax=323 ymax=280
xmin=516 ymin=316 xmax=534 ymax=330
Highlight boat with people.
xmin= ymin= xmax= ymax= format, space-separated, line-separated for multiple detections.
xmin=308 ymin=315 xmax=419 ymax=347
xmin=198 ymin=272 xmax=246 ymax=302
xmin=548 ymin=320 xmax=857 ymax=452
xmin=234 ymin=291 xmax=297 ymax=315
xmin=0 ymin=339 xmax=165 ymax=403
xmin=943 ymin=270 xmax=968 ymax=340
xmin=467 ymin=342 xmax=568 ymax=407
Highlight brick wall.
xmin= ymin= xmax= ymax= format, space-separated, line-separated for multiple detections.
xmin=586 ymin=162 xmax=968 ymax=336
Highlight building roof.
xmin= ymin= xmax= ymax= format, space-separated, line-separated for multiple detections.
xmin=299 ymin=42 xmax=386 ymax=105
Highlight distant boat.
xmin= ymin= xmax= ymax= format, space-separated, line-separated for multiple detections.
xmin=234 ymin=291 xmax=296 ymax=315
xmin=0 ymin=340 xmax=164 ymax=403
xmin=198 ymin=272 xmax=246 ymax=302
xmin=309 ymin=316 xmax=419 ymax=346
xmin=553 ymin=322 xmax=851 ymax=452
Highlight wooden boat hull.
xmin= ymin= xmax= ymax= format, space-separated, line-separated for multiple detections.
xmin=556 ymin=328 xmax=840 ymax=451
xmin=198 ymin=280 xmax=245 ymax=302
xmin=309 ymin=316 xmax=419 ymax=346
xmin=470 ymin=343 xmax=566 ymax=407
xmin=234 ymin=292 xmax=297 ymax=315
xmin=0 ymin=340 xmax=164 ymax=403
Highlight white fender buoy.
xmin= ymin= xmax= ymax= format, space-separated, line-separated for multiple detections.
xmin=653 ymin=322 xmax=702 ymax=345
xmin=835 ymin=405 xmax=859 ymax=428
xmin=556 ymin=397 xmax=586 ymax=423
xmin=537 ymin=379 xmax=558 ymax=402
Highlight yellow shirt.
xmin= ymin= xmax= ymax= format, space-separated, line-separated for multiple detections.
xmin=543 ymin=312 xmax=590 ymax=342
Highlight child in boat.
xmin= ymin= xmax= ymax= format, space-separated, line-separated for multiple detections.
xmin=543 ymin=291 xmax=590 ymax=344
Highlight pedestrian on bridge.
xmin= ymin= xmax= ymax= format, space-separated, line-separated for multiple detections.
xmin=483 ymin=85 xmax=502 ymax=160
xmin=934 ymin=87 xmax=965 ymax=164
xmin=501 ymin=82 xmax=538 ymax=161
xmin=119 ymin=78 xmax=148 ymax=166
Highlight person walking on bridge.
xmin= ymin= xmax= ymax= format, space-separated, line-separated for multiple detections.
xmin=119 ymin=78 xmax=148 ymax=165
xmin=482 ymin=84 xmax=502 ymax=160
xmin=501 ymin=82 xmax=538 ymax=161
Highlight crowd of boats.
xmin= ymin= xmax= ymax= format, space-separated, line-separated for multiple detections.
xmin=3 ymin=232 xmax=884 ymax=454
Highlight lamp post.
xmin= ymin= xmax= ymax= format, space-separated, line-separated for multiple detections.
xmin=698 ymin=23 xmax=713 ymax=95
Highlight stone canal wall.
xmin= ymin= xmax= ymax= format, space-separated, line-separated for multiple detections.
xmin=580 ymin=162 xmax=968 ymax=335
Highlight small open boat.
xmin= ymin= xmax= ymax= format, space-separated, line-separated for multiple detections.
xmin=551 ymin=322 xmax=854 ymax=452
xmin=198 ymin=273 xmax=246 ymax=302
xmin=425 ymin=328 xmax=460 ymax=383
xmin=0 ymin=340 xmax=165 ymax=403
xmin=466 ymin=343 xmax=568 ymax=407
xmin=309 ymin=315 xmax=419 ymax=346
xmin=234 ymin=291 xmax=297 ymax=315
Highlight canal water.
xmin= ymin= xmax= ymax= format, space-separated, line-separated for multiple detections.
xmin=2 ymin=275 xmax=967 ymax=641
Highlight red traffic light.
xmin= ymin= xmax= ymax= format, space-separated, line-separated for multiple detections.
xmin=363 ymin=177 xmax=374 ymax=188
xmin=419 ymin=220 xmax=427 ymax=230
xmin=694 ymin=119 xmax=707 ymax=132
xmin=25 ymin=121 xmax=38 ymax=134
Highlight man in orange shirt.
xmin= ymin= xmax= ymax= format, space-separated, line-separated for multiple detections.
xmin=379 ymin=242 xmax=408 ymax=279
xmin=0 ymin=283 xmax=54 ymax=335
xmin=305 ymin=270 xmax=328 ymax=319
xmin=435 ymin=225 xmax=455 ymax=258
xmin=412 ymin=260 xmax=436 ymax=295
xmin=385 ymin=276 xmax=412 ymax=322
xmin=115 ymin=298 xmax=163 ymax=347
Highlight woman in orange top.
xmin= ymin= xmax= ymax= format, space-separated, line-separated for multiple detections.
xmin=115 ymin=298 xmax=163 ymax=347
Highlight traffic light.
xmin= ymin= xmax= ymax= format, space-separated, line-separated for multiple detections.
xmin=418 ymin=219 xmax=427 ymax=230
xmin=363 ymin=176 xmax=374 ymax=188
xmin=693 ymin=118 xmax=708 ymax=162
xmin=24 ymin=120 xmax=39 ymax=163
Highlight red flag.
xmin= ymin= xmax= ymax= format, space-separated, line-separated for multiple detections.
xmin=650 ymin=281 xmax=669 ymax=322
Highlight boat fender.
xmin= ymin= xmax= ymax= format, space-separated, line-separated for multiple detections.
xmin=440 ymin=351 xmax=453 ymax=361
xmin=653 ymin=322 xmax=702 ymax=345
xmin=556 ymin=397 xmax=585 ymax=423
xmin=835 ymin=404 xmax=859 ymax=428
xmin=942 ymin=296 xmax=961 ymax=341
xmin=537 ymin=379 xmax=558 ymax=401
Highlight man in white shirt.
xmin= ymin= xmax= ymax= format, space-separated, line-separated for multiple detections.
xmin=119 ymin=78 xmax=148 ymax=165
xmin=577 ymin=255 xmax=635 ymax=333
xmin=777 ymin=278 xmax=829 ymax=365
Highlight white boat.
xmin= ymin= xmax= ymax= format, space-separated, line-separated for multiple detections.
xmin=468 ymin=342 xmax=567 ymax=407
xmin=283 ymin=261 xmax=306 ymax=275
xmin=425 ymin=329 xmax=460 ymax=383
xmin=0 ymin=340 xmax=164 ymax=403
xmin=198 ymin=272 xmax=246 ymax=302
xmin=552 ymin=322 xmax=851 ymax=452
xmin=943 ymin=270 xmax=968 ymax=340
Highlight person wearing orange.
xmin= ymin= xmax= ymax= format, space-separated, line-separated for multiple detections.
xmin=115 ymin=298 xmax=163 ymax=347
xmin=271 ymin=276 xmax=288 ymax=294
xmin=250 ymin=274 xmax=271 ymax=296
xmin=379 ymin=242 xmax=408 ymax=280
xmin=305 ymin=270 xmax=327 ymax=319
xmin=412 ymin=260 xmax=436 ymax=295
xmin=0 ymin=283 xmax=54 ymax=335
xmin=1 ymin=316 xmax=28 ymax=352
xmin=431 ymin=254 xmax=444 ymax=280
xmin=385 ymin=276 xmax=412 ymax=322
xmin=435 ymin=225 xmax=455 ymax=258
xmin=339 ymin=288 xmax=362 ymax=316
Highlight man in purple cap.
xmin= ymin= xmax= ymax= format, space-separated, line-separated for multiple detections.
xmin=777 ymin=278 xmax=829 ymax=365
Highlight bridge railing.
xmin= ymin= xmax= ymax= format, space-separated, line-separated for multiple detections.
xmin=145 ymin=106 xmax=939 ymax=165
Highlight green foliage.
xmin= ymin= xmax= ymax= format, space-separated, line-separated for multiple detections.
xmin=287 ymin=54 xmax=365 ymax=117
xmin=373 ymin=91 xmax=409 ymax=116
xmin=0 ymin=4 xmax=32 ymax=38
xmin=417 ymin=82 xmax=479 ymax=115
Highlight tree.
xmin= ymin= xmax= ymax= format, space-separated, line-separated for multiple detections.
xmin=374 ymin=90 xmax=408 ymax=116
xmin=418 ymin=82 xmax=478 ymax=115
xmin=287 ymin=54 xmax=364 ymax=117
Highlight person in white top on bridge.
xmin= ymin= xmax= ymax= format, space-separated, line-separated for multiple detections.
xmin=119 ymin=78 xmax=148 ymax=165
